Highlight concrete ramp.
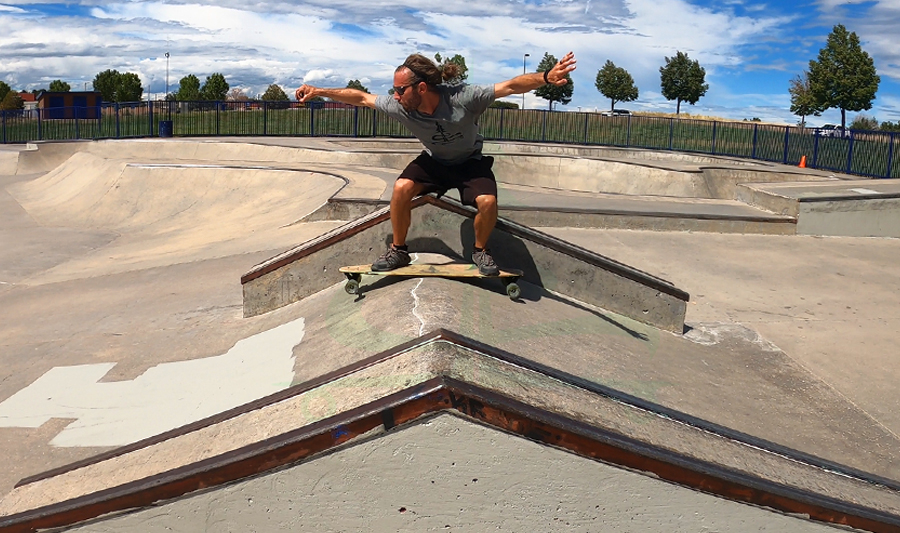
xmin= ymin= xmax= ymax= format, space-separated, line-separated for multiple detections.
xmin=241 ymin=195 xmax=690 ymax=332
xmin=2 ymin=324 xmax=899 ymax=532
xmin=8 ymin=152 xmax=346 ymax=284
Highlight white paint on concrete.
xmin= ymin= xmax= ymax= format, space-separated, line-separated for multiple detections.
xmin=410 ymin=278 xmax=426 ymax=336
xmin=0 ymin=318 xmax=305 ymax=448
xmin=685 ymin=322 xmax=782 ymax=352
xmin=849 ymin=188 xmax=883 ymax=195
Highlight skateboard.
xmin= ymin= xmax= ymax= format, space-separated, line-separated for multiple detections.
xmin=339 ymin=263 xmax=524 ymax=300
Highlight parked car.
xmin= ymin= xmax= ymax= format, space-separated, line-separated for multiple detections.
xmin=816 ymin=124 xmax=851 ymax=138
xmin=600 ymin=109 xmax=632 ymax=117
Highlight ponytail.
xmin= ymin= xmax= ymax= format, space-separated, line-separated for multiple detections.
xmin=398 ymin=54 xmax=456 ymax=86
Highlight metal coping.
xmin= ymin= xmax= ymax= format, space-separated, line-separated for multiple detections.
xmin=239 ymin=195 xmax=690 ymax=301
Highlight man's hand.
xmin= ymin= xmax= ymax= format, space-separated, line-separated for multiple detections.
xmin=493 ymin=51 xmax=578 ymax=98
xmin=293 ymin=84 xmax=377 ymax=108
xmin=545 ymin=52 xmax=577 ymax=85
xmin=294 ymin=84 xmax=319 ymax=103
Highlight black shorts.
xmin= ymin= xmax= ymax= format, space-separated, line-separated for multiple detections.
xmin=400 ymin=152 xmax=497 ymax=207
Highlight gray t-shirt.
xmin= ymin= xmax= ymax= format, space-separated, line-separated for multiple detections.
xmin=375 ymin=84 xmax=495 ymax=166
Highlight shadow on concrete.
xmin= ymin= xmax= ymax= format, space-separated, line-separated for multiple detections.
xmin=537 ymin=287 xmax=650 ymax=342
xmin=459 ymin=218 xmax=544 ymax=292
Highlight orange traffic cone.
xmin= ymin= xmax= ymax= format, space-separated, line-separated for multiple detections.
xmin=799 ymin=155 xmax=807 ymax=168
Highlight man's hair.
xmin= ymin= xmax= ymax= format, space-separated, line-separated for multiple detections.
xmin=397 ymin=54 xmax=461 ymax=86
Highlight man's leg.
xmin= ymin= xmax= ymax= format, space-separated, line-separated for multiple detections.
xmin=390 ymin=177 xmax=426 ymax=246
xmin=472 ymin=193 xmax=498 ymax=249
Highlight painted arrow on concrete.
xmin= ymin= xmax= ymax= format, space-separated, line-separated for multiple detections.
xmin=0 ymin=317 xmax=304 ymax=448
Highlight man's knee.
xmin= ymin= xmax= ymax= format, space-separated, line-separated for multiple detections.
xmin=475 ymin=194 xmax=498 ymax=211
xmin=393 ymin=178 xmax=420 ymax=200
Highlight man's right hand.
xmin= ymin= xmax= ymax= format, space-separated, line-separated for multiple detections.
xmin=294 ymin=84 xmax=318 ymax=103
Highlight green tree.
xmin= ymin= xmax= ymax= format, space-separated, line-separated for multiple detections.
xmin=200 ymin=73 xmax=229 ymax=101
xmin=534 ymin=53 xmax=573 ymax=111
xmin=346 ymin=79 xmax=369 ymax=93
xmin=881 ymin=121 xmax=900 ymax=133
xmin=659 ymin=51 xmax=708 ymax=115
xmin=175 ymin=74 xmax=201 ymax=101
xmin=0 ymin=91 xmax=24 ymax=111
xmin=808 ymin=24 xmax=880 ymax=129
xmin=92 ymin=70 xmax=120 ymax=101
xmin=595 ymin=60 xmax=638 ymax=112
xmin=434 ymin=53 xmax=468 ymax=84
xmin=489 ymin=100 xmax=519 ymax=109
xmin=49 ymin=80 xmax=71 ymax=92
xmin=0 ymin=81 xmax=10 ymax=102
xmin=261 ymin=84 xmax=290 ymax=108
xmin=789 ymin=71 xmax=824 ymax=127
xmin=118 ymin=72 xmax=144 ymax=102
xmin=92 ymin=69 xmax=144 ymax=102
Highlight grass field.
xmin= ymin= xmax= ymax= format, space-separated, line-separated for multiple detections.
xmin=2 ymin=103 xmax=897 ymax=179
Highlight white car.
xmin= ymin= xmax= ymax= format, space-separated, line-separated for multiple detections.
xmin=816 ymin=124 xmax=850 ymax=138
xmin=600 ymin=109 xmax=632 ymax=117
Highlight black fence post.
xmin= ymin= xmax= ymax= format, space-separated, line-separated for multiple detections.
xmin=887 ymin=132 xmax=895 ymax=179
xmin=1 ymin=111 xmax=5 ymax=144
xmin=115 ymin=103 xmax=120 ymax=138
xmin=38 ymin=108 xmax=43 ymax=140
xmin=309 ymin=105 xmax=315 ymax=136
xmin=846 ymin=133 xmax=855 ymax=174
xmin=668 ymin=118 xmax=674 ymax=150
xmin=751 ymin=123 xmax=759 ymax=159
xmin=216 ymin=102 xmax=220 ymax=136
xmin=149 ymin=101 xmax=154 ymax=137
xmin=498 ymin=108 xmax=505 ymax=140
xmin=541 ymin=110 xmax=547 ymax=142
xmin=75 ymin=110 xmax=80 ymax=140
xmin=353 ymin=106 xmax=358 ymax=137
xmin=263 ymin=101 xmax=268 ymax=136
xmin=812 ymin=133 xmax=820 ymax=168
xmin=583 ymin=112 xmax=589 ymax=144
xmin=711 ymin=121 xmax=717 ymax=154
xmin=626 ymin=115 xmax=632 ymax=147
xmin=782 ymin=126 xmax=790 ymax=164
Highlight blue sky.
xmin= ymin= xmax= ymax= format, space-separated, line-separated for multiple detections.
xmin=1 ymin=0 xmax=898 ymax=125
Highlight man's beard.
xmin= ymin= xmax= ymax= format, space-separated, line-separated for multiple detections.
xmin=401 ymin=91 xmax=421 ymax=113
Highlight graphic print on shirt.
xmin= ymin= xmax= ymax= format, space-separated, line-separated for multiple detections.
xmin=431 ymin=122 xmax=464 ymax=145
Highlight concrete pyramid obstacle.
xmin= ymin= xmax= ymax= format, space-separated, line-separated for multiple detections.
xmin=242 ymin=195 xmax=690 ymax=332
xmin=3 ymin=329 xmax=899 ymax=532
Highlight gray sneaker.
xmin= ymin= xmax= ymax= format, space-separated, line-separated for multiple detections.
xmin=371 ymin=245 xmax=411 ymax=271
xmin=472 ymin=248 xmax=500 ymax=276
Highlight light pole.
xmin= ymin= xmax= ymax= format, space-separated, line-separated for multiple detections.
xmin=165 ymin=52 xmax=170 ymax=98
xmin=522 ymin=53 xmax=530 ymax=110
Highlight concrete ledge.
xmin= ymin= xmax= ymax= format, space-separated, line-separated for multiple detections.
xmin=241 ymin=196 xmax=689 ymax=332
xmin=737 ymin=179 xmax=900 ymax=237
xmin=501 ymin=208 xmax=796 ymax=235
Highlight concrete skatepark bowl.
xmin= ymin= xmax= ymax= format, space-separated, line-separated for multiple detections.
xmin=1 ymin=137 xmax=900 ymax=532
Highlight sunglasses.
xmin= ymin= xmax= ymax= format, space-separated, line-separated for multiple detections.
xmin=393 ymin=80 xmax=421 ymax=96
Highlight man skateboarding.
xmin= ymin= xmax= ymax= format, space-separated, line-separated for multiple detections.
xmin=295 ymin=51 xmax=577 ymax=275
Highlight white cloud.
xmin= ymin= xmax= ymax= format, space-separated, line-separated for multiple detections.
xmin=0 ymin=0 xmax=896 ymax=122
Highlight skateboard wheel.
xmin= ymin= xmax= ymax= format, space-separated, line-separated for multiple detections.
xmin=506 ymin=283 xmax=521 ymax=300
xmin=345 ymin=279 xmax=360 ymax=295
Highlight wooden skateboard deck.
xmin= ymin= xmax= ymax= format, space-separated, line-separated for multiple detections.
xmin=339 ymin=263 xmax=523 ymax=299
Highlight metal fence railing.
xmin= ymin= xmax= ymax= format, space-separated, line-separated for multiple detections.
xmin=2 ymin=101 xmax=897 ymax=179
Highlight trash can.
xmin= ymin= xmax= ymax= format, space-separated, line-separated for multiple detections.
xmin=158 ymin=120 xmax=173 ymax=138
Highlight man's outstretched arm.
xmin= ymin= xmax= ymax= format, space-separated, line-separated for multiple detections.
xmin=294 ymin=85 xmax=378 ymax=108
xmin=493 ymin=51 xmax=577 ymax=98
